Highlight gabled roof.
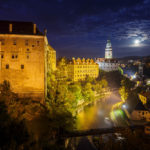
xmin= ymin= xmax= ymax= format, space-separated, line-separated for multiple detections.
xmin=134 ymin=101 xmax=147 ymax=111
xmin=0 ymin=20 xmax=43 ymax=35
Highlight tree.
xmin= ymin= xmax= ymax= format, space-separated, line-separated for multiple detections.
xmin=100 ymin=79 xmax=108 ymax=88
xmin=69 ymin=83 xmax=83 ymax=101
xmin=47 ymin=71 xmax=57 ymax=103
xmin=121 ymin=77 xmax=135 ymax=91
xmin=0 ymin=80 xmax=11 ymax=95
xmin=56 ymin=57 xmax=68 ymax=80
xmin=0 ymin=101 xmax=29 ymax=150
xmin=99 ymin=71 xmax=123 ymax=89
xmin=119 ymin=86 xmax=128 ymax=102
xmin=82 ymin=82 xmax=95 ymax=102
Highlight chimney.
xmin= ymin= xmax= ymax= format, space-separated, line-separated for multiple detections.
xmin=9 ymin=24 xmax=12 ymax=33
xmin=44 ymin=28 xmax=47 ymax=36
xmin=33 ymin=24 xmax=36 ymax=34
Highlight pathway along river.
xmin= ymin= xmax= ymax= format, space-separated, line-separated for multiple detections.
xmin=76 ymin=92 xmax=121 ymax=130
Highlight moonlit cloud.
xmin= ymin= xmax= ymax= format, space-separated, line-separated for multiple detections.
xmin=0 ymin=0 xmax=150 ymax=57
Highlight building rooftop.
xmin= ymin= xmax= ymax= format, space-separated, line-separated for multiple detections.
xmin=140 ymin=92 xmax=150 ymax=98
xmin=134 ymin=102 xmax=147 ymax=111
xmin=69 ymin=57 xmax=97 ymax=65
xmin=96 ymin=58 xmax=118 ymax=63
xmin=0 ymin=20 xmax=43 ymax=35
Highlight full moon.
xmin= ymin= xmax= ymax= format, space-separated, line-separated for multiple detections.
xmin=134 ymin=39 xmax=140 ymax=45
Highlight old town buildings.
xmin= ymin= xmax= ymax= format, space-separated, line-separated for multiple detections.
xmin=0 ymin=21 xmax=56 ymax=101
xmin=96 ymin=40 xmax=119 ymax=72
xmin=67 ymin=58 xmax=99 ymax=81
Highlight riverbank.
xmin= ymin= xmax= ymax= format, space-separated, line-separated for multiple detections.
xmin=76 ymin=92 xmax=120 ymax=130
xmin=74 ymin=90 xmax=112 ymax=116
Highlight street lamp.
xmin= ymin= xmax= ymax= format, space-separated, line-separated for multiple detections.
xmin=122 ymin=104 xmax=126 ymax=109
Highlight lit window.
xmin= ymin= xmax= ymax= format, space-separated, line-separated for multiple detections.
xmin=12 ymin=54 xmax=18 ymax=59
xmin=13 ymin=40 xmax=16 ymax=45
xmin=6 ymin=64 xmax=9 ymax=69
xmin=37 ymin=41 xmax=40 ymax=46
xmin=0 ymin=39 xmax=5 ymax=45
xmin=21 ymin=65 xmax=24 ymax=69
xmin=25 ymin=40 xmax=28 ymax=46
xmin=27 ymin=55 xmax=29 ymax=59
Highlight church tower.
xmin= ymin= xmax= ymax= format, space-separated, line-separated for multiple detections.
xmin=105 ymin=40 xmax=113 ymax=59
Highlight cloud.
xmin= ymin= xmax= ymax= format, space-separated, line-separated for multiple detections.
xmin=0 ymin=0 xmax=150 ymax=57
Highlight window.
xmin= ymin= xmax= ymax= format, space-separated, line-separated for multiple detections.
xmin=21 ymin=65 xmax=24 ymax=69
xmin=0 ymin=39 xmax=5 ymax=45
xmin=12 ymin=54 xmax=18 ymax=59
xmin=1 ymin=54 xmax=4 ymax=58
xmin=6 ymin=64 xmax=9 ymax=69
xmin=25 ymin=40 xmax=28 ymax=46
xmin=37 ymin=41 xmax=40 ymax=46
xmin=13 ymin=40 xmax=16 ymax=45
xmin=27 ymin=48 xmax=29 ymax=51
xmin=27 ymin=55 xmax=29 ymax=59
xmin=32 ymin=45 xmax=34 ymax=47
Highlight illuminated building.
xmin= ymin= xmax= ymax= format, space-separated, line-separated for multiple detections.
xmin=96 ymin=40 xmax=119 ymax=72
xmin=47 ymin=45 xmax=56 ymax=72
xmin=67 ymin=58 xmax=99 ymax=81
xmin=0 ymin=21 xmax=55 ymax=102
xmin=105 ymin=40 xmax=112 ymax=59
xmin=139 ymin=92 xmax=150 ymax=105
xmin=130 ymin=102 xmax=150 ymax=122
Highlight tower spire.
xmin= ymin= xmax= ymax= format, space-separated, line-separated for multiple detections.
xmin=105 ymin=40 xmax=112 ymax=59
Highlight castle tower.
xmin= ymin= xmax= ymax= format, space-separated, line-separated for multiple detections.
xmin=139 ymin=63 xmax=143 ymax=76
xmin=105 ymin=40 xmax=113 ymax=59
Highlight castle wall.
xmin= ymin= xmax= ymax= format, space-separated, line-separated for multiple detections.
xmin=0 ymin=34 xmax=45 ymax=101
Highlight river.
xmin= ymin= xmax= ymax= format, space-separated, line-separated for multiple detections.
xmin=76 ymin=92 xmax=121 ymax=130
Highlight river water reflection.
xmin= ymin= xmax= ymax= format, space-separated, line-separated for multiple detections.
xmin=76 ymin=93 xmax=121 ymax=130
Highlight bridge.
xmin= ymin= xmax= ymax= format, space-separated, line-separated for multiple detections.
xmin=63 ymin=125 xmax=144 ymax=137
xmin=62 ymin=125 xmax=145 ymax=150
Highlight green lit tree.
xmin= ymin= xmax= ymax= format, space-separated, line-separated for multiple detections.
xmin=119 ymin=86 xmax=128 ymax=102
xmin=82 ymin=82 xmax=95 ymax=102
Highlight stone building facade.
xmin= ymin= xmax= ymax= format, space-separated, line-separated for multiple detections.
xmin=47 ymin=45 xmax=56 ymax=72
xmin=96 ymin=58 xmax=119 ymax=72
xmin=130 ymin=102 xmax=150 ymax=122
xmin=0 ymin=21 xmax=55 ymax=102
xmin=67 ymin=58 xmax=99 ymax=81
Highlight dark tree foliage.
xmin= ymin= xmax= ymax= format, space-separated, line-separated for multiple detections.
xmin=0 ymin=81 xmax=72 ymax=149
xmin=99 ymin=70 xmax=123 ymax=89
xmin=0 ymin=101 xmax=29 ymax=150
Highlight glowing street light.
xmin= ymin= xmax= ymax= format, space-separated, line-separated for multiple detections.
xmin=131 ymin=74 xmax=136 ymax=80
xmin=122 ymin=104 xmax=126 ymax=109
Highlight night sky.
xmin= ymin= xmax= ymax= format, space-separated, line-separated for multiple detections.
xmin=0 ymin=0 xmax=150 ymax=58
